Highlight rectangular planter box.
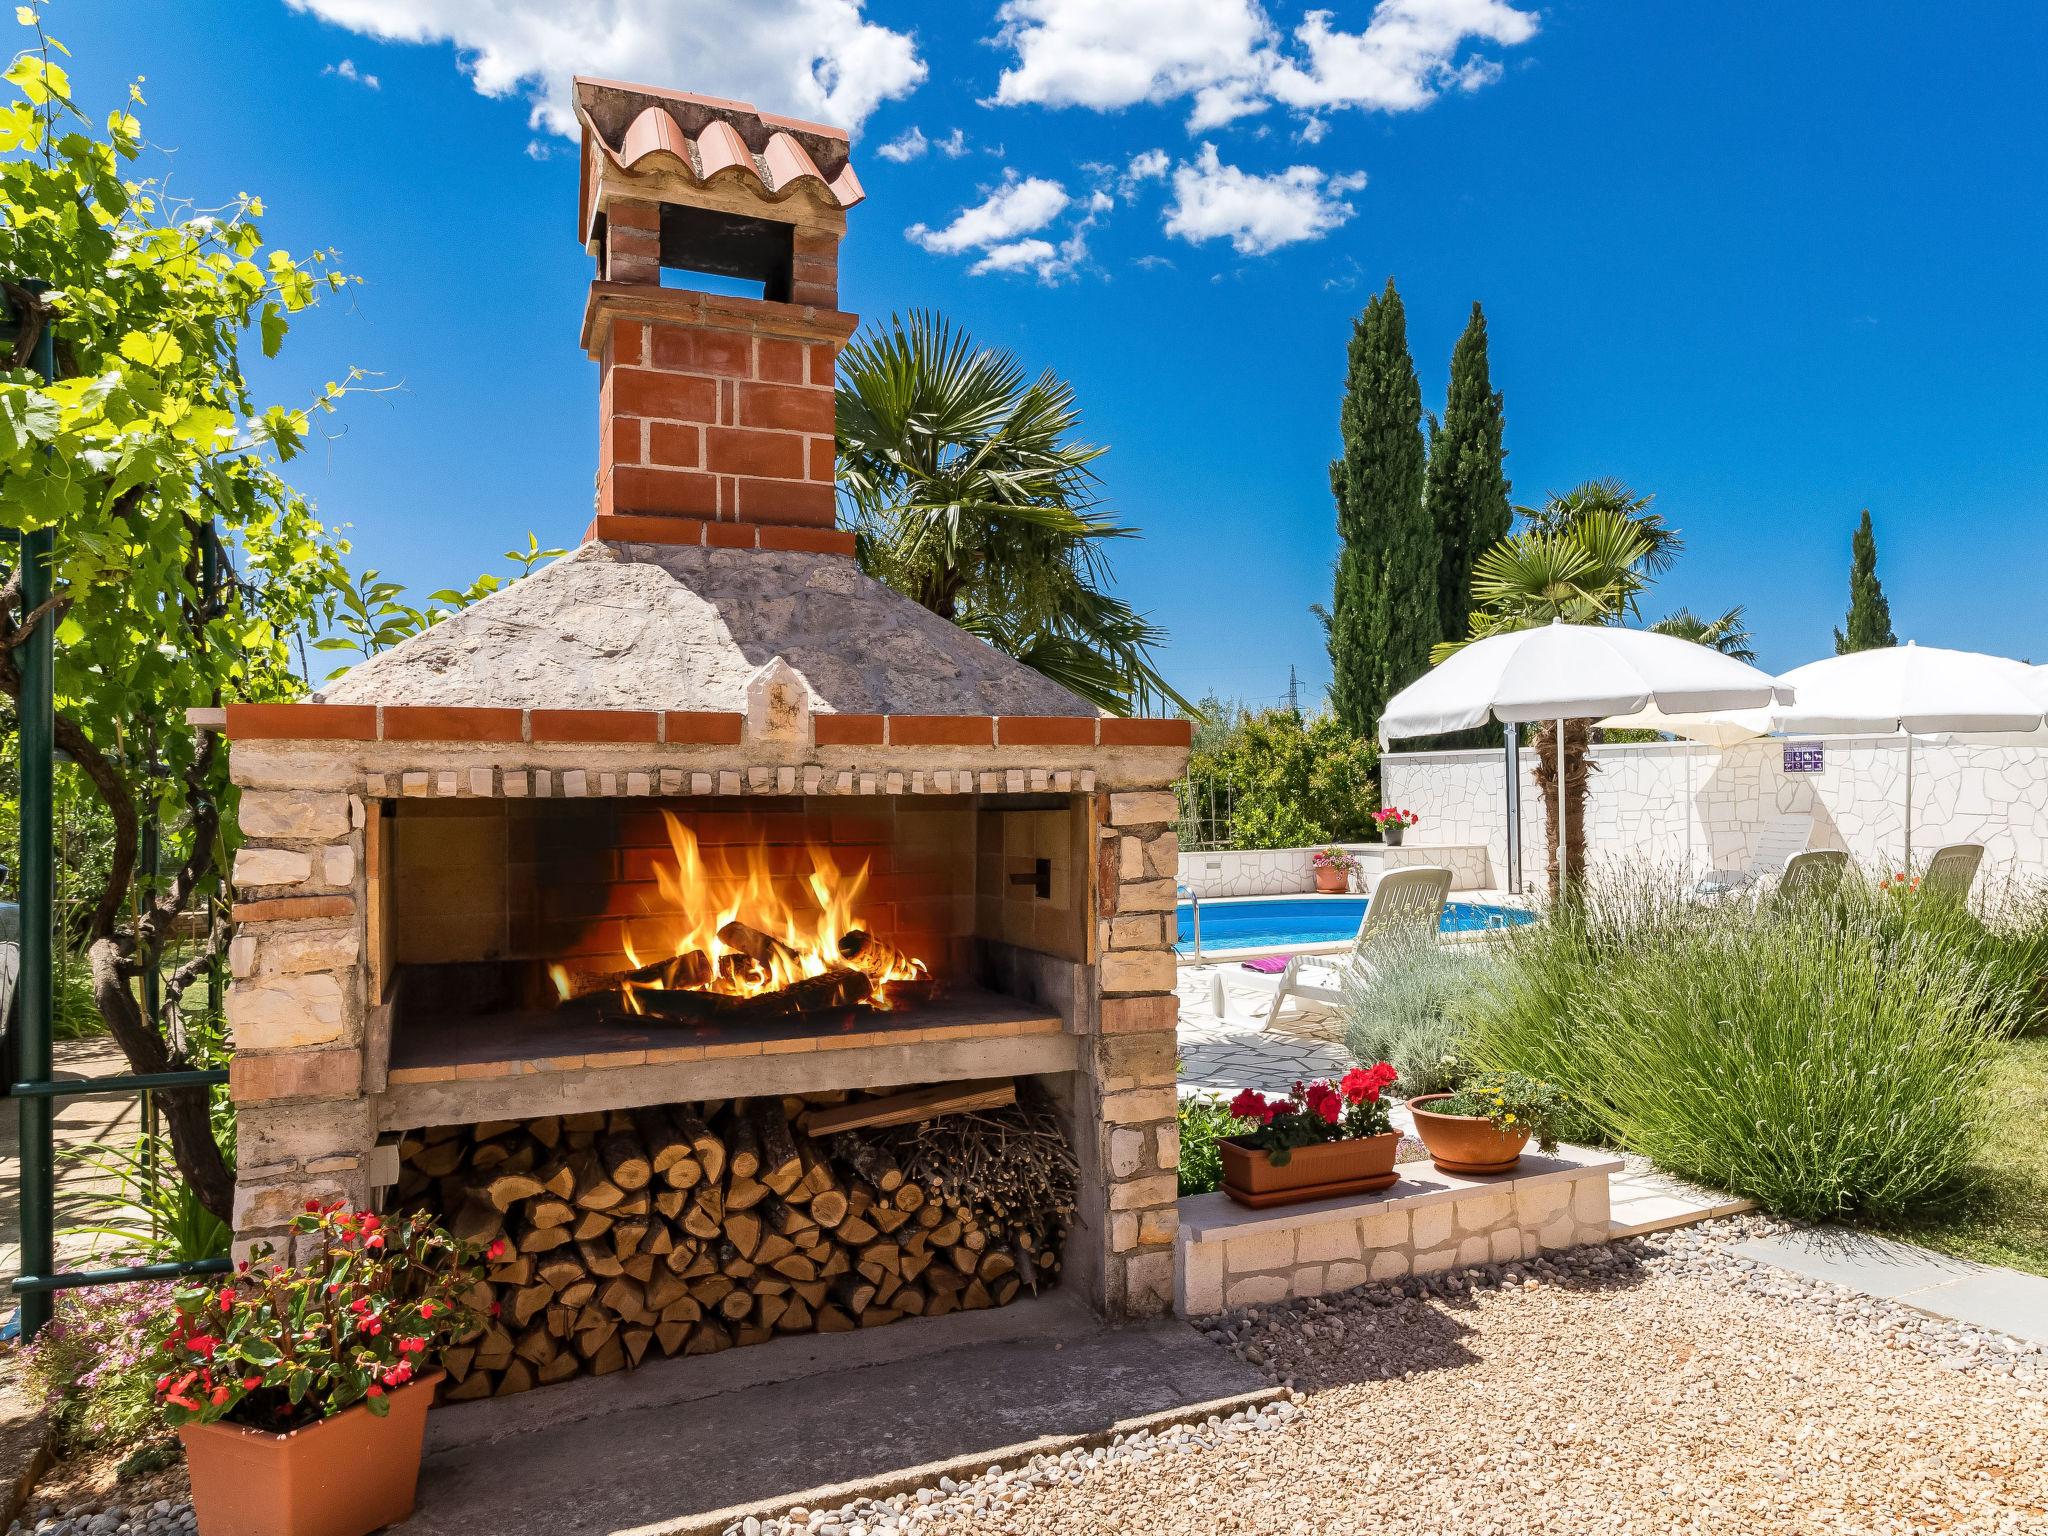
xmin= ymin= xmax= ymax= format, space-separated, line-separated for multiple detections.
xmin=1220 ymin=1131 xmax=1399 ymax=1208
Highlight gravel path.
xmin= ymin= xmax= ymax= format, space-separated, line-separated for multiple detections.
xmin=729 ymin=1216 xmax=2048 ymax=1536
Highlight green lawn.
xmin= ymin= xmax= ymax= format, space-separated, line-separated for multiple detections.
xmin=1880 ymin=1035 xmax=2048 ymax=1277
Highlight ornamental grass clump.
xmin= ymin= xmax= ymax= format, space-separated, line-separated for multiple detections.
xmin=1227 ymin=1064 xmax=1398 ymax=1165
xmin=1461 ymin=867 xmax=2020 ymax=1221
xmin=154 ymin=1202 xmax=484 ymax=1432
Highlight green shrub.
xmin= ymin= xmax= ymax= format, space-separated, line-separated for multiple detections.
xmin=1461 ymin=870 xmax=2018 ymax=1220
xmin=1177 ymin=1094 xmax=1249 ymax=1195
xmin=1340 ymin=936 xmax=1500 ymax=1097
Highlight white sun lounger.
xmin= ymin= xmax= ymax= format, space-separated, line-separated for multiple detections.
xmin=1227 ymin=866 xmax=1455 ymax=1031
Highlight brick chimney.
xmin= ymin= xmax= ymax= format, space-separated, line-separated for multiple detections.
xmin=575 ymin=78 xmax=863 ymax=538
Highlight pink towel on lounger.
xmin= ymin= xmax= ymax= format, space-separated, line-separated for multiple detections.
xmin=1240 ymin=956 xmax=1290 ymax=973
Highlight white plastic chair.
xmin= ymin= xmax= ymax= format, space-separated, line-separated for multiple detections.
xmin=1919 ymin=843 xmax=1985 ymax=904
xmin=1696 ymin=812 xmax=1815 ymax=898
xmin=1231 ymin=867 xmax=1454 ymax=1030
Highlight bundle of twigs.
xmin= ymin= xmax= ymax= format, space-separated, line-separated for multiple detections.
xmin=874 ymin=1090 xmax=1078 ymax=1249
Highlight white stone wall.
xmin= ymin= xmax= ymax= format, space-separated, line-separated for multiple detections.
xmin=1383 ymin=736 xmax=2048 ymax=885
xmin=1177 ymin=843 xmax=1377 ymax=898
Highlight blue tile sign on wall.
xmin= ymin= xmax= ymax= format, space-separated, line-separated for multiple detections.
xmin=1783 ymin=743 xmax=1825 ymax=774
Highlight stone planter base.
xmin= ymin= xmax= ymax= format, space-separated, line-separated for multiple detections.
xmin=1176 ymin=1148 xmax=1621 ymax=1316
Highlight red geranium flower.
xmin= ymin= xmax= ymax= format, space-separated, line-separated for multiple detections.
xmin=1303 ymin=1082 xmax=1342 ymax=1124
xmin=1227 ymin=1088 xmax=1269 ymax=1122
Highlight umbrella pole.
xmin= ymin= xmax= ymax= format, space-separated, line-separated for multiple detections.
xmin=1903 ymin=731 xmax=1914 ymax=875
xmin=1557 ymin=715 xmax=1569 ymax=890
xmin=1686 ymin=739 xmax=1696 ymax=877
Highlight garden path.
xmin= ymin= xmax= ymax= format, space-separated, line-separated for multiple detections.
xmin=1172 ymin=963 xmax=1352 ymax=1098
xmin=0 ymin=1038 xmax=145 ymax=1292
xmin=1736 ymin=1227 xmax=2048 ymax=1347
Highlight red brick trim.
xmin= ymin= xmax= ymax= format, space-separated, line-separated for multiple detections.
xmin=1100 ymin=994 xmax=1178 ymax=1035
xmin=997 ymin=716 xmax=1099 ymax=747
xmin=814 ymin=712 xmax=886 ymax=746
xmin=584 ymin=515 xmax=855 ymax=557
xmin=531 ymin=709 xmax=661 ymax=744
xmin=1100 ymin=717 xmax=1194 ymax=748
xmin=586 ymin=513 xmax=709 ymax=545
xmin=888 ymin=715 xmax=995 ymax=748
xmin=755 ymin=526 xmax=855 ymax=556
xmin=663 ymin=711 xmax=745 ymax=745
xmin=230 ymin=1049 xmax=361 ymax=1104
xmin=223 ymin=704 xmax=377 ymax=741
xmin=380 ymin=706 xmax=524 ymax=743
xmin=581 ymin=282 xmax=859 ymax=359
xmin=231 ymin=894 xmax=355 ymax=924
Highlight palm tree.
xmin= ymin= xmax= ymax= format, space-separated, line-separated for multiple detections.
xmin=1651 ymin=604 xmax=1756 ymax=662
xmin=1439 ymin=512 xmax=1655 ymax=895
xmin=835 ymin=311 xmax=1192 ymax=715
xmin=1515 ymin=478 xmax=1683 ymax=585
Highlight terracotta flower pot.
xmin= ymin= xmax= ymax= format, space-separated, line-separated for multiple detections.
xmin=1408 ymin=1095 xmax=1530 ymax=1175
xmin=179 ymin=1371 xmax=443 ymax=1536
xmin=1220 ymin=1132 xmax=1400 ymax=1208
xmin=1313 ymin=865 xmax=1350 ymax=894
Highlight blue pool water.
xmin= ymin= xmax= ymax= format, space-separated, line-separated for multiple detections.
xmin=1175 ymin=895 xmax=1531 ymax=954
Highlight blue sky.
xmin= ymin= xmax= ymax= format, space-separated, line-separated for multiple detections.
xmin=54 ymin=1 xmax=2048 ymax=706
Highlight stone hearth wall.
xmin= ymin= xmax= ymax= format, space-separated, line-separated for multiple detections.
xmin=225 ymin=788 xmax=373 ymax=1242
xmin=1087 ymin=790 xmax=1182 ymax=1318
xmin=222 ymin=737 xmax=1190 ymax=1323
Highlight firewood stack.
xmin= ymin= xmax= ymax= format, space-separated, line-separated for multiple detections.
xmin=394 ymin=1087 xmax=1071 ymax=1400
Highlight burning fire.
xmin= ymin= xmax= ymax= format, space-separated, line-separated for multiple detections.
xmin=550 ymin=811 xmax=929 ymax=1014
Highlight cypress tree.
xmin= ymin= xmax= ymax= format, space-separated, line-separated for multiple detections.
xmin=1833 ymin=508 xmax=1897 ymax=653
xmin=1425 ymin=301 xmax=1512 ymax=647
xmin=1328 ymin=278 xmax=1433 ymax=741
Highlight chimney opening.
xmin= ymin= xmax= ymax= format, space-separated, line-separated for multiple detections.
xmin=641 ymin=203 xmax=795 ymax=302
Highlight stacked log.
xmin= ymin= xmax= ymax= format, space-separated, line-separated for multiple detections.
xmin=395 ymin=1091 xmax=1069 ymax=1400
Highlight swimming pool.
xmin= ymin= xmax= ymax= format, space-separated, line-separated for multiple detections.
xmin=1175 ymin=895 xmax=1531 ymax=954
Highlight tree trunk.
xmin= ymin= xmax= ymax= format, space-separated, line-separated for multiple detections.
xmin=1529 ymin=718 xmax=1593 ymax=901
xmin=90 ymin=937 xmax=235 ymax=1222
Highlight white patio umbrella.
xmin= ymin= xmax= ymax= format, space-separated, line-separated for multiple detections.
xmin=1380 ymin=621 xmax=1791 ymax=884
xmin=1766 ymin=644 xmax=2047 ymax=870
xmin=1593 ymin=704 xmax=1773 ymax=875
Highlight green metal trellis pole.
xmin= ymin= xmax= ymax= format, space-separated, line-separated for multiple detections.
xmin=16 ymin=291 xmax=57 ymax=1340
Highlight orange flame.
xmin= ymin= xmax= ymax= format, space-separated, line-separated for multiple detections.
xmin=560 ymin=811 xmax=928 ymax=1013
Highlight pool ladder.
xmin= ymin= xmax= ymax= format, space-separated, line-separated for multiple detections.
xmin=1177 ymin=882 xmax=1203 ymax=963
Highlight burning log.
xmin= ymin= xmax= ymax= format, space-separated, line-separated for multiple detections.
xmin=717 ymin=920 xmax=801 ymax=975
xmin=404 ymin=1087 xmax=1067 ymax=1397
xmin=835 ymin=929 xmax=914 ymax=979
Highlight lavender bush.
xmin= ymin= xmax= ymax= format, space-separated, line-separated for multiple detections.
xmin=22 ymin=1274 xmax=178 ymax=1452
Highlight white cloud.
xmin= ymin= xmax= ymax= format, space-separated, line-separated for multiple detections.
xmin=909 ymin=172 xmax=1101 ymax=282
xmin=323 ymin=58 xmax=381 ymax=89
xmin=286 ymin=0 xmax=925 ymax=136
xmin=992 ymin=0 xmax=1274 ymax=118
xmin=1268 ymin=1 xmax=1539 ymax=114
xmin=1162 ymin=142 xmax=1362 ymax=254
xmin=878 ymin=125 xmax=929 ymax=162
xmin=935 ymin=127 xmax=969 ymax=158
xmin=988 ymin=0 xmax=1536 ymax=130
xmin=970 ymin=239 xmax=1060 ymax=275
xmin=908 ymin=173 xmax=1070 ymax=256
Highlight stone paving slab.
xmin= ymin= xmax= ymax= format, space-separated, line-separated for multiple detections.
xmin=407 ymin=1291 xmax=1269 ymax=1536
xmin=1734 ymin=1228 xmax=2048 ymax=1346
xmin=1608 ymin=1162 xmax=1756 ymax=1237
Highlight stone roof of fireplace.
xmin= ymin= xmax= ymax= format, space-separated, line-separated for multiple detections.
xmin=313 ymin=539 xmax=1100 ymax=718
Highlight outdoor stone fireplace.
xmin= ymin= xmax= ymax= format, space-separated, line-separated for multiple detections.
xmin=213 ymin=78 xmax=1190 ymax=1344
